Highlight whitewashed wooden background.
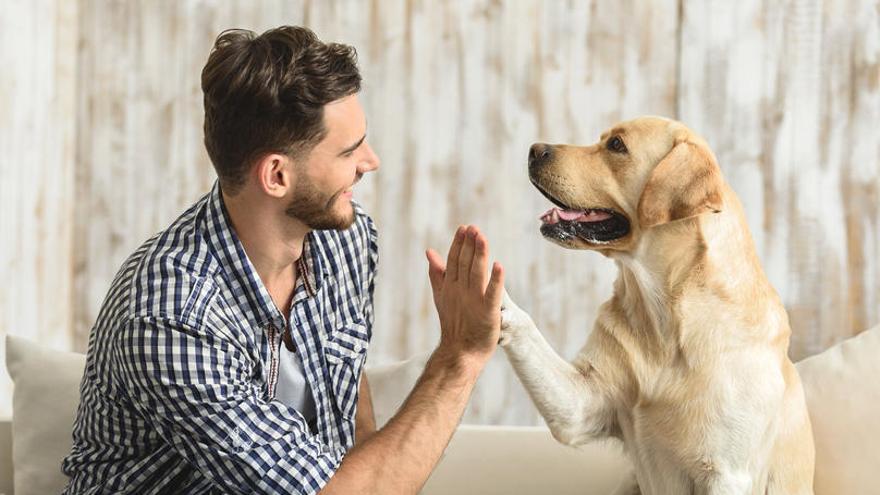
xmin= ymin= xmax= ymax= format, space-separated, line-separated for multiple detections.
xmin=1 ymin=0 xmax=878 ymax=425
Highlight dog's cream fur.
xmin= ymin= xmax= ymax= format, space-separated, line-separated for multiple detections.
xmin=500 ymin=117 xmax=815 ymax=495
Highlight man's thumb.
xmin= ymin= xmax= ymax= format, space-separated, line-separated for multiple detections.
xmin=426 ymin=249 xmax=445 ymax=294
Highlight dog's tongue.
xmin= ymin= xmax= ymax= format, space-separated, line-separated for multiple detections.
xmin=541 ymin=208 xmax=612 ymax=224
xmin=558 ymin=209 xmax=585 ymax=221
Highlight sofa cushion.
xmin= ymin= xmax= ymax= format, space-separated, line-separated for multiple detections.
xmin=6 ymin=335 xmax=85 ymax=495
xmin=796 ymin=324 xmax=880 ymax=495
xmin=0 ymin=419 xmax=12 ymax=495
xmin=423 ymin=425 xmax=629 ymax=495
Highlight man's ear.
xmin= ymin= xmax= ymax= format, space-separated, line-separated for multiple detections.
xmin=254 ymin=153 xmax=292 ymax=199
xmin=637 ymin=141 xmax=724 ymax=229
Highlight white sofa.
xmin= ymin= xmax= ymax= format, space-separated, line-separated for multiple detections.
xmin=3 ymin=325 xmax=879 ymax=494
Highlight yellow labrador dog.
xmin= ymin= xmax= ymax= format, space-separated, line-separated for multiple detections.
xmin=500 ymin=117 xmax=815 ymax=495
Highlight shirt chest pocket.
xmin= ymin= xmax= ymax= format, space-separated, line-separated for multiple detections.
xmin=323 ymin=320 xmax=370 ymax=420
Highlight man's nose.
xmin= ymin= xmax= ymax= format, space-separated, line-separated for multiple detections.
xmin=528 ymin=143 xmax=553 ymax=172
xmin=358 ymin=142 xmax=380 ymax=173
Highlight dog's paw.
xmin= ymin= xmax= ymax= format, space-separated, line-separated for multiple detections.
xmin=499 ymin=289 xmax=533 ymax=347
xmin=499 ymin=308 xmax=514 ymax=346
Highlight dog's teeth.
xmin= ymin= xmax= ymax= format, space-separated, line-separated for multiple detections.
xmin=540 ymin=208 xmax=562 ymax=224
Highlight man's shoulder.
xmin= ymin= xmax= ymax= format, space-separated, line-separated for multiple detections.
xmin=113 ymin=197 xmax=222 ymax=325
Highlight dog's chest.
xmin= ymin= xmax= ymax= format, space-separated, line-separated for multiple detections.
xmin=614 ymin=353 xmax=784 ymax=481
xmin=620 ymin=366 xmax=714 ymax=442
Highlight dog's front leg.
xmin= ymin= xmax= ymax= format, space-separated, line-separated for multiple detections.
xmin=500 ymin=290 xmax=612 ymax=446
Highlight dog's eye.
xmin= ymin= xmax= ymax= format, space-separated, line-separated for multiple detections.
xmin=607 ymin=136 xmax=627 ymax=154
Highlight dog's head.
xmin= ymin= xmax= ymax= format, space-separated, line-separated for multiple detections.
xmin=529 ymin=116 xmax=724 ymax=251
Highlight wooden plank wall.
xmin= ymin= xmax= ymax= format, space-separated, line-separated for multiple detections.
xmin=1 ymin=0 xmax=877 ymax=424
xmin=679 ymin=0 xmax=880 ymax=358
xmin=1 ymin=0 xmax=79 ymax=418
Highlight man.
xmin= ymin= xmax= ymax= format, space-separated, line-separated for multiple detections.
xmin=63 ymin=26 xmax=504 ymax=494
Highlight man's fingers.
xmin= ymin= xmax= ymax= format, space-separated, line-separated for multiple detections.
xmin=469 ymin=231 xmax=489 ymax=291
xmin=446 ymin=226 xmax=466 ymax=282
xmin=457 ymin=226 xmax=477 ymax=286
xmin=485 ymin=262 xmax=505 ymax=310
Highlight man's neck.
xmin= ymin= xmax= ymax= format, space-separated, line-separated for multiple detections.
xmin=222 ymin=188 xmax=308 ymax=315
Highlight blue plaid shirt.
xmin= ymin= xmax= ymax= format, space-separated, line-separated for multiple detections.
xmin=62 ymin=182 xmax=378 ymax=494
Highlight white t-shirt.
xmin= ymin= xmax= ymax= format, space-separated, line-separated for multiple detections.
xmin=275 ymin=345 xmax=317 ymax=426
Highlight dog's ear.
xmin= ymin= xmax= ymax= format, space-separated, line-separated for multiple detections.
xmin=637 ymin=141 xmax=724 ymax=228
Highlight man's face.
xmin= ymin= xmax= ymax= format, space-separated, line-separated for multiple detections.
xmin=285 ymin=94 xmax=380 ymax=230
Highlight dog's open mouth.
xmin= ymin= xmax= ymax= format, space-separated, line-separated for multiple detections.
xmin=539 ymin=207 xmax=630 ymax=243
xmin=533 ymin=183 xmax=630 ymax=244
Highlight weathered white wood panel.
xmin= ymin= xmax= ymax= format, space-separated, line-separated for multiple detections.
xmin=678 ymin=0 xmax=880 ymax=359
xmin=0 ymin=0 xmax=78 ymax=418
xmin=1 ymin=0 xmax=877 ymax=425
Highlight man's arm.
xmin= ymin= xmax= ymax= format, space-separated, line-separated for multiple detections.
xmin=320 ymin=225 xmax=504 ymax=494
xmin=355 ymin=373 xmax=377 ymax=444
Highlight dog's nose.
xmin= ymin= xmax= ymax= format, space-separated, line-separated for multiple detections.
xmin=529 ymin=143 xmax=552 ymax=170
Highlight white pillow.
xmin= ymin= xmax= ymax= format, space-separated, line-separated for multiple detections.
xmin=6 ymin=335 xmax=85 ymax=495
xmin=796 ymin=325 xmax=880 ymax=495
xmin=364 ymin=352 xmax=431 ymax=427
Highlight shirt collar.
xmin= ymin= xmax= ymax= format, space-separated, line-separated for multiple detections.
xmin=296 ymin=233 xmax=327 ymax=299
xmin=202 ymin=181 xmax=326 ymax=330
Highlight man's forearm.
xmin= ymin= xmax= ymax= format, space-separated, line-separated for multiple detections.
xmin=355 ymin=373 xmax=377 ymax=444
xmin=321 ymin=347 xmax=482 ymax=494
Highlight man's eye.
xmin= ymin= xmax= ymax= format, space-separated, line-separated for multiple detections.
xmin=607 ymin=136 xmax=627 ymax=154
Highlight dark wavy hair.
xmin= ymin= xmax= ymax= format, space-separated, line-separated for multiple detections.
xmin=201 ymin=26 xmax=361 ymax=194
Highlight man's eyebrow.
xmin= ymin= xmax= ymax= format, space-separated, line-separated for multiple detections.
xmin=339 ymin=134 xmax=366 ymax=156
